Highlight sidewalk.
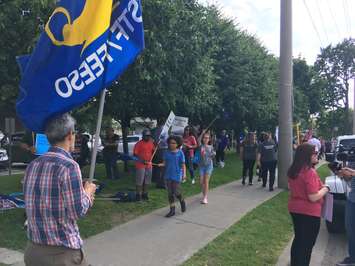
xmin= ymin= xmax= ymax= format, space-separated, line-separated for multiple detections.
xmin=84 ymin=180 xmax=281 ymax=266
xmin=2 ymin=180 xmax=281 ymax=266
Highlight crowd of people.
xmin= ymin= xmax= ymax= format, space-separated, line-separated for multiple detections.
xmin=20 ymin=113 xmax=355 ymax=266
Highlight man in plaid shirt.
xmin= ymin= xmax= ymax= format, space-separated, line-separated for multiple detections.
xmin=23 ymin=113 xmax=96 ymax=266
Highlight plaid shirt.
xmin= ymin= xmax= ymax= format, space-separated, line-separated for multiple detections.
xmin=24 ymin=146 xmax=92 ymax=249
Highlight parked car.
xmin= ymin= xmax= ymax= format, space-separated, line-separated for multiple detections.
xmin=117 ymin=135 xmax=141 ymax=155
xmin=324 ymin=135 xmax=354 ymax=233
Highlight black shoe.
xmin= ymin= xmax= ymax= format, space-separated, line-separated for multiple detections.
xmin=258 ymin=177 xmax=261 ymax=182
xmin=242 ymin=178 xmax=246 ymax=185
xmin=142 ymin=193 xmax=149 ymax=201
xmin=269 ymin=187 xmax=274 ymax=192
xmin=262 ymin=184 xmax=266 ymax=188
xmin=135 ymin=194 xmax=142 ymax=202
xmin=180 ymin=200 xmax=186 ymax=213
xmin=336 ymin=257 xmax=355 ymax=266
xmin=248 ymin=182 xmax=253 ymax=186
xmin=165 ymin=206 xmax=175 ymax=218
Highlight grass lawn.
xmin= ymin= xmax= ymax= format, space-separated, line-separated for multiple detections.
xmin=183 ymin=164 xmax=331 ymax=266
xmin=0 ymin=152 xmax=242 ymax=251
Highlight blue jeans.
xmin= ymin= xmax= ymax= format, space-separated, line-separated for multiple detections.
xmin=345 ymin=200 xmax=355 ymax=262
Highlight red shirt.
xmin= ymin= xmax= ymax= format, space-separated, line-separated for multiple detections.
xmin=183 ymin=135 xmax=197 ymax=158
xmin=133 ymin=140 xmax=155 ymax=169
xmin=288 ymin=167 xmax=324 ymax=217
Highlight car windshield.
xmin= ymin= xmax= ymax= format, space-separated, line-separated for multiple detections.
xmin=339 ymin=139 xmax=355 ymax=151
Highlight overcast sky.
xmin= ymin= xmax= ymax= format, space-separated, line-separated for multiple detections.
xmin=199 ymin=0 xmax=355 ymax=106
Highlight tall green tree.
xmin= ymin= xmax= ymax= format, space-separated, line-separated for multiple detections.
xmin=0 ymin=0 xmax=54 ymax=117
xmin=315 ymin=38 xmax=355 ymax=133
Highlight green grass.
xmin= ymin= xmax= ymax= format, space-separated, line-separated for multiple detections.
xmin=0 ymin=153 xmax=242 ymax=251
xmin=183 ymin=164 xmax=331 ymax=266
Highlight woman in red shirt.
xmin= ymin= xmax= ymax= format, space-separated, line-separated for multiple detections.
xmin=288 ymin=143 xmax=330 ymax=266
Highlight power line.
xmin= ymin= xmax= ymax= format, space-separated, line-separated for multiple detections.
xmin=344 ymin=0 xmax=352 ymax=36
xmin=326 ymin=0 xmax=342 ymax=39
xmin=302 ymin=0 xmax=324 ymax=47
xmin=342 ymin=0 xmax=351 ymax=37
xmin=315 ymin=0 xmax=329 ymax=44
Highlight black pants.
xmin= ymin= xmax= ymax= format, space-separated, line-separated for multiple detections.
xmin=152 ymin=149 xmax=166 ymax=188
xmin=104 ymin=154 xmax=119 ymax=179
xmin=216 ymin=148 xmax=225 ymax=163
xmin=166 ymin=180 xmax=183 ymax=205
xmin=290 ymin=213 xmax=320 ymax=266
xmin=242 ymin=159 xmax=255 ymax=183
xmin=261 ymin=160 xmax=277 ymax=189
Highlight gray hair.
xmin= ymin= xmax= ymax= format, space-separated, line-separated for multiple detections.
xmin=45 ymin=113 xmax=76 ymax=145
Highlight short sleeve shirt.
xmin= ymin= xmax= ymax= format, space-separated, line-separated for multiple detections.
xmin=288 ymin=167 xmax=324 ymax=217
xmin=133 ymin=140 xmax=155 ymax=169
xmin=183 ymin=136 xmax=197 ymax=158
xmin=241 ymin=142 xmax=258 ymax=160
xmin=163 ymin=150 xmax=185 ymax=182
xmin=258 ymin=140 xmax=277 ymax=162
xmin=103 ymin=134 xmax=119 ymax=155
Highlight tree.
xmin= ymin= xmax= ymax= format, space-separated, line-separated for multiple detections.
xmin=315 ymin=38 xmax=355 ymax=133
xmin=0 ymin=0 xmax=54 ymax=117
xmin=293 ymin=58 xmax=324 ymax=128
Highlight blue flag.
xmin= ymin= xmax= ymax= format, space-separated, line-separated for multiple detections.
xmin=16 ymin=0 xmax=144 ymax=132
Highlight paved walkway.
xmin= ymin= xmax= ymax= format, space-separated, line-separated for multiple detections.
xmin=84 ymin=180 xmax=281 ymax=266
xmin=1 ymin=179 xmax=281 ymax=266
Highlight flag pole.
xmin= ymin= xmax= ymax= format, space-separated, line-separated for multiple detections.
xmin=89 ymin=89 xmax=107 ymax=181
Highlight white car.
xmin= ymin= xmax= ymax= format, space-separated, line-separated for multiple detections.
xmin=117 ymin=135 xmax=141 ymax=155
xmin=324 ymin=135 xmax=355 ymax=233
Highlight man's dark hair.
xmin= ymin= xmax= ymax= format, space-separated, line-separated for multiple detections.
xmin=167 ymin=135 xmax=183 ymax=148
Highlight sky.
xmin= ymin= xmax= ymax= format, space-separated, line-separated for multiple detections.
xmin=199 ymin=0 xmax=355 ymax=106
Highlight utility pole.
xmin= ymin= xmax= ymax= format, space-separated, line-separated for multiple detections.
xmin=278 ymin=0 xmax=293 ymax=189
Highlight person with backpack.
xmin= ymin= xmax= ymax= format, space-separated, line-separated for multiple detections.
xmin=257 ymin=132 xmax=277 ymax=191
xmin=158 ymin=135 xmax=186 ymax=218
xmin=240 ymin=132 xmax=258 ymax=185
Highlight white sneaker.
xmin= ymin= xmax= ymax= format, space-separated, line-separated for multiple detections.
xmin=221 ymin=162 xmax=225 ymax=168
xmin=182 ymin=179 xmax=186 ymax=183
xmin=191 ymin=179 xmax=195 ymax=185
xmin=201 ymin=197 xmax=208 ymax=204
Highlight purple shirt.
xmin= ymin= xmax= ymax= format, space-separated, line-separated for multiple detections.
xmin=23 ymin=146 xmax=92 ymax=249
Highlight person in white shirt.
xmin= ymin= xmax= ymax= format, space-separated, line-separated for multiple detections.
xmin=308 ymin=136 xmax=321 ymax=152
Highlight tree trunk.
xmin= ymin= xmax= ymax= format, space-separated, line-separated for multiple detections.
xmin=121 ymin=116 xmax=130 ymax=172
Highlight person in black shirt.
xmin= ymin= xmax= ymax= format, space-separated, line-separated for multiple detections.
xmin=103 ymin=128 xmax=120 ymax=179
xmin=240 ymin=132 xmax=258 ymax=185
xmin=257 ymin=132 xmax=277 ymax=191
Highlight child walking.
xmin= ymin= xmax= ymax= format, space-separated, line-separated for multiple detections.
xmin=198 ymin=133 xmax=215 ymax=204
xmin=159 ymin=135 xmax=187 ymax=218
